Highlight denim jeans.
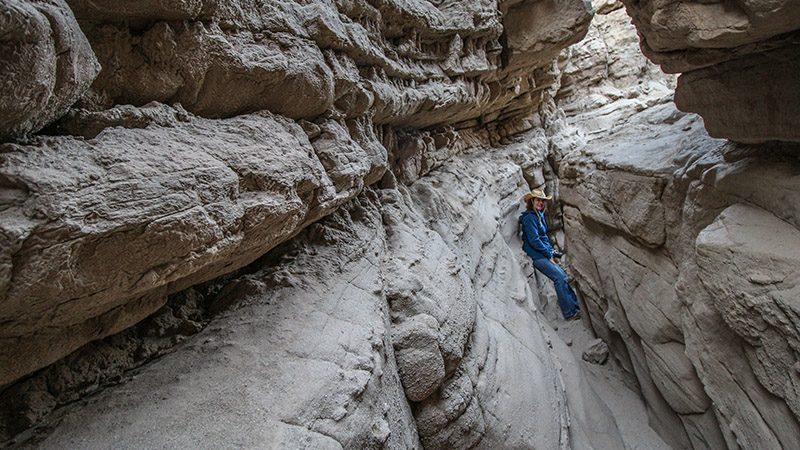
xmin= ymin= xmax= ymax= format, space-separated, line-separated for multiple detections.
xmin=532 ymin=258 xmax=580 ymax=319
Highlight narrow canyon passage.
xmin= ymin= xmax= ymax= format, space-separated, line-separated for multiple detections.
xmin=2 ymin=0 xmax=800 ymax=449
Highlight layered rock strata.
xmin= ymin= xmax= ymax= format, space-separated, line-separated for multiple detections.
xmin=5 ymin=0 xmax=799 ymax=448
xmin=544 ymin=3 xmax=800 ymax=448
xmin=0 ymin=0 xmax=593 ymax=386
xmin=558 ymin=106 xmax=800 ymax=450
xmin=620 ymin=0 xmax=800 ymax=143
xmin=4 ymin=145 xmax=625 ymax=449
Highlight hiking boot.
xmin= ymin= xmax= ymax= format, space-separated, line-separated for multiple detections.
xmin=567 ymin=311 xmax=581 ymax=321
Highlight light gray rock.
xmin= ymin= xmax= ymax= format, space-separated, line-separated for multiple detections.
xmin=392 ymin=314 xmax=447 ymax=402
xmin=543 ymin=5 xmax=800 ymax=447
xmin=582 ymin=338 xmax=609 ymax=365
xmin=622 ymin=0 xmax=800 ymax=56
xmin=556 ymin=5 xmax=677 ymax=133
xmin=558 ymin=117 xmax=800 ymax=448
xmin=83 ymin=21 xmax=336 ymax=119
xmin=63 ymin=0 xmax=592 ymax=129
xmin=0 ymin=0 xmax=596 ymax=391
xmin=18 ymin=193 xmax=422 ymax=450
xmin=53 ymin=102 xmax=193 ymax=138
xmin=5 ymin=144 xmax=625 ymax=450
xmin=695 ymin=203 xmax=800 ymax=428
xmin=8 ymin=1 xmax=799 ymax=449
xmin=0 ymin=108 xmax=384 ymax=385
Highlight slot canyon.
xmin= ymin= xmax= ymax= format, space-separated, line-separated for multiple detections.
xmin=1 ymin=0 xmax=799 ymax=448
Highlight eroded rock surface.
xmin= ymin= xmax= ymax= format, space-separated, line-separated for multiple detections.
xmin=620 ymin=0 xmax=800 ymax=143
xmin=6 ymin=145 xmax=625 ymax=450
xmin=558 ymin=113 xmax=800 ymax=450
xmin=0 ymin=109 xmax=383 ymax=386
xmin=0 ymin=0 xmax=99 ymax=140
xmin=3 ymin=0 xmax=799 ymax=448
xmin=0 ymin=0 xmax=593 ymax=387
xmin=62 ymin=0 xmax=593 ymax=129
xmin=542 ymin=3 xmax=800 ymax=448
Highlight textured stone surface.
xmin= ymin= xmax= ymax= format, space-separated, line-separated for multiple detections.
xmin=674 ymin=47 xmax=800 ymax=143
xmin=0 ymin=108 xmax=384 ymax=386
xmin=543 ymin=5 xmax=800 ymax=447
xmin=0 ymin=0 xmax=99 ymax=140
xmin=6 ymin=145 xmax=625 ymax=449
xmin=620 ymin=0 xmax=800 ymax=143
xmin=62 ymin=0 xmax=593 ymax=129
xmin=20 ymin=192 xmax=421 ymax=449
xmin=582 ymin=338 xmax=609 ymax=365
xmin=689 ymin=203 xmax=800 ymax=449
xmin=0 ymin=0 xmax=593 ymax=387
xmin=4 ymin=0 xmax=799 ymax=448
xmin=556 ymin=108 xmax=800 ymax=450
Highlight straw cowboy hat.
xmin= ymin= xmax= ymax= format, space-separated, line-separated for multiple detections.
xmin=522 ymin=188 xmax=552 ymax=202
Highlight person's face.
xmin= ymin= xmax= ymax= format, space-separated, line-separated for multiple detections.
xmin=533 ymin=198 xmax=545 ymax=211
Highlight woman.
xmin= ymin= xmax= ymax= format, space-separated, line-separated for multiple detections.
xmin=519 ymin=189 xmax=581 ymax=320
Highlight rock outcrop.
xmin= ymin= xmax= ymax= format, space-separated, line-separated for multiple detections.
xmin=558 ymin=112 xmax=800 ymax=450
xmin=0 ymin=0 xmax=593 ymax=387
xmin=543 ymin=3 xmax=800 ymax=448
xmin=3 ymin=0 xmax=799 ymax=448
xmin=0 ymin=108 xmax=384 ymax=386
xmin=0 ymin=0 xmax=99 ymax=141
xmin=620 ymin=0 xmax=800 ymax=143
xmin=2 ymin=141 xmax=625 ymax=449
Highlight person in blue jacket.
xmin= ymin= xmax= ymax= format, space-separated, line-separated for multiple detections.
xmin=519 ymin=189 xmax=581 ymax=320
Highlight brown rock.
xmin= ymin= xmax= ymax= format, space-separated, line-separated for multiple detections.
xmin=675 ymin=46 xmax=800 ymax=143
xmin=619 ymin=0 xmax=800 ymax=143
xmin=0 ymin=0 xmax=99 ymax=140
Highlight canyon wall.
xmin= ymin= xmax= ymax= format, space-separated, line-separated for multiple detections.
xmin=619 ymin=0 xmax=800 ymax=143
xmin=4 ymin=142 xmax=625 ymax=449
xmin=548 ymin=3 xmax=800 ymax=449
xmin=0 ymin=0 xmax=592 ymax=387
xmin=1 ymin=0 xmax=630 ymax=448
xmin=3 ymin=0 xmax=800 ymax=448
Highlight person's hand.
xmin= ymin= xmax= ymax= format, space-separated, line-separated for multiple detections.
xmin=550 ymin=257 xmax=557 ymax=265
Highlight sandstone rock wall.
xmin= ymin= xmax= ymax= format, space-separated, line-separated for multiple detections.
xmin=0 ymin=0 xmax=99 ymax=141
xmin=619 ymin=0 xmax=800 ymax=143
xmin=0 ymin=0 xmax=593 ymax=387
xmin=3 ymin=142 xmax=625 ymax=449
xmin=546 ymin=3 xmax=800 ymax=448
xmin=559 ymin=114 xmax=800 ymax=450
xmin=4 ymin=0 xmax=799 ymax=447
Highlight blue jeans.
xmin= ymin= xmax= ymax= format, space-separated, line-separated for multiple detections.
xmin=532 ymin=258 xmax=580 ymax=319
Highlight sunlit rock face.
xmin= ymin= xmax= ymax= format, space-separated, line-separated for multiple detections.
xmin=620 ymin=0 xmax=800 ymax=143
xmin=545 ymin=3 xmax=800 ymax=448
xmin=0 ymin=0 xmax=593 ymax=387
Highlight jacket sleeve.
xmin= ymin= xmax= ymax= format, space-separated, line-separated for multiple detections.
xmin=521 ymin=214 xmax=553 ymax=258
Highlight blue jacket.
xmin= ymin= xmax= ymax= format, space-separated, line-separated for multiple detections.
xmin=519 ymin=210 xmax=553 ymax=260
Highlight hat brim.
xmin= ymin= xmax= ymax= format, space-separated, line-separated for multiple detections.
xmin=523 ymin=193 xmax=553 ymax=201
